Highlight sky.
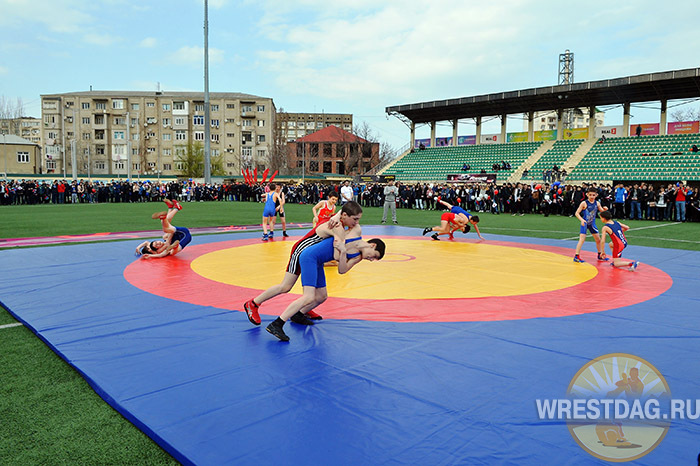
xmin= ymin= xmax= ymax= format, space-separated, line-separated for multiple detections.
xmin=1 ymin=0 xmax=699 ymax=150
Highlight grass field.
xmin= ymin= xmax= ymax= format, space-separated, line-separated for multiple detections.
xmin=1 ymin=201 xmax=699 ymax=464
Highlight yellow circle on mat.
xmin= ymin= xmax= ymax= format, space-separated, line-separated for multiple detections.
xmin=190 ymin=239 xmax=597 ymax=300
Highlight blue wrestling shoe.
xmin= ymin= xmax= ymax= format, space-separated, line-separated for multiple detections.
xmin=262 ymin=233 xmax=269 ymax=241
xmin=597 ymin=253 xmax=609 ymax=262
xmin=629 ymin=261 xmax=639 ymax=272
xmin=573 ymin=255 xmax=585 ymax=263
xmin=269 ymin=231 xmax=274 ymax=238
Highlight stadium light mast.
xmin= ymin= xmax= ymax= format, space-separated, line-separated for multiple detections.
xmin=558 ymin=49 xmax=575 ymax=129
xmin=203 ymin=0 xmax=212 ymax=184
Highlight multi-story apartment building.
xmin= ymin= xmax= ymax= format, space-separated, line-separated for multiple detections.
xmin=1 ymin=117 xmax=42 ymax=145
xmin=279 ymin=112 xmax=352 ymax=142
xmin=40 ymin=91 xmax=275 ymax=177
xmin=525 ymin=108 xmax=605 ymax=132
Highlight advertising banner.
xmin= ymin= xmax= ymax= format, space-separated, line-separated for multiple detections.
xmin=480 ymin=134 xmax=500 ymax=144
xmin=507 ymin=132 xmax=528 ymax=143
xmin=435 ymin=137 xmax=453 ymax=147
xmin=446 ymin=173 xmax=497 ymax=183
xmin=458 ymin=135 xmax=476 ymax=145
xmin=534 ymin=130 xmax=557 ymax=141
xmin=355 ymin=174 xmax=395 ymax=183
xmin=414 ymin=138 xmax=431 ymax=148
xmin=667 ymin=121 xmax=700 ymax=135
xmin=595 ymin=126 xmax=623 ymax=138
xmin=630 ymin=123 xmax=660 ymax=136
xmin=563 ymin=128 xmax=588 ymax=140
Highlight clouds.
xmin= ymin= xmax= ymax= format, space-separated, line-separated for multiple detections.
xmin=140 ymin=37 xmax=157 ymax=48
xmin=167 ymin=46 xmax=225 ymax=67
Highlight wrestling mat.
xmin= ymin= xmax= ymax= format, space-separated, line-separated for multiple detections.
xmin=1 ymin=226 xmax=698 ymax=465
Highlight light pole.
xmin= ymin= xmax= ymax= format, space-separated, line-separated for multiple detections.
xmin=203 ymin=0 xmax=211 ymax=183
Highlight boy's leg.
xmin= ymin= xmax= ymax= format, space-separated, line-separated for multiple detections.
xmin=574 ymin=233 xmax=587 ymax=262
xmin=592 ymin=233 xmax=604 ymax=254
xmin=251 ymin=273 xmax=298 ymax=307
xmin=161 ymin=209 xmax=177 ymax=234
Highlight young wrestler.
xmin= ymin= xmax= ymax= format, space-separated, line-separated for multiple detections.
xmin=428 ymin=198 xmax=484 ymax=240
xmin=271 ymin=185 xmax=289 ymax=237
xmin=140 ymin=199 xmax=192 ymax=258
xmin=312 ymin=192 xmax=339 ymax=227
xmin=261 ymin=184 xmax=281 ymax=241
xmin=266 ymin=235 xmax=386 ymax=341
xmin=599 ymin=211 xmax=639 ymax=271
xmin=243 ymin=201 xmax=363 ymax=325
xmin=573 ymin=187 xmax=609 ymax=263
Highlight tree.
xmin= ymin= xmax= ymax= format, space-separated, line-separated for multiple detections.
xmin=176 ymin=141 xmax=225 ymax=178
xmin=0 ymin=96 xmax=24 ymax=136
xmin=669 ymin=106 xmax=700 ymax=122
xmin=270 ymin=108 xmax=290 ymax=175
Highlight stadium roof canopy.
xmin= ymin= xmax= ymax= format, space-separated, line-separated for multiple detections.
xmin=386 ymin=68 xmax=700 ymax=124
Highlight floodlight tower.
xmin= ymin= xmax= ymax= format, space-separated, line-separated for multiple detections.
xmin=558 ymin=50 xmax=574 ymax=128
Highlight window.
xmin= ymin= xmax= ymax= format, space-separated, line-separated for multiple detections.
xmin=95 ymin=161 xmax=105 ymax=170
xmin=163 ymin=163 xmax=172 ymax=171
xmin=132 ymin=163 xmax=140 ymax=170
xmin=132 ymin=148 xmax=138 ymax=155
xmin=65 ymin=101 xmax=74 ymax=107
xmin=147 ymin=147 xmax=155 ymax=153
xmin=17 ymin=151 xmax=30 ymax=163
xmin=113 ymin=145 xmax=126 ymax=156
xmin=67 ymin=131 xmax=74 ymax=138
xmin=83 ymin=148 xmax=89 ymax=156
xmin=112 ymin=99 xmax=125 ymax=109
xmin=95 ymin=102 xmax=106 ymax=110
xmin=242 ymin=119 xmax=251 ymax=127
xmin=195 ymin=104 xmax=204 ymax=112
xmin=82 ymin=117 xmax=90 ymax=124
xmin=242 ymin=105 xmax=253 ymax=112
xmin=194 ymin=131 xmax=205 ymax=141
xmin=175 ymin=130 xmax=186 ymax=140
xmin=211 ymin=104 xmax=219 ymax=112
xmin=306 ymin=122 xmax=314 ymax=129
xmin=175 ymin=117 xmax=186 ymax=126
xmin=163 ymin=148 xmax=172 ymax=156
xmin=162 ymin=103 xmax=171 ymax=111
xmin=113 ymin=131 xmax=125 ymax=139
xmin=193 ymin=115 xmax=204 ymax=125
xmin=211 ymin=119 xmax=219 ymax=127
xmin=257 ymin=150 xmax=266 ymax=158
xmin=96 ymin=145 xmax=105 ymax=155
xmin=94 ymin=115 xmax=104 ymax=125
xmin=257 ymin=105 xmax=265 ymax=112
xmin=83 ymin=132 xmax=91 ymax=140
xmin=48 ymin=131 xmax=58 ymax=139
xmin=226 ymin=133 xmax=234 ymax=138
xmin=323 ymin=161 xmax=332 ymax=172
xmin=131 ymin=103 xmax=140 ymax=110
xmin=115 ymin=161 xmax=125 ymax=170
xmin=241 ymin=147 xmax=252 ymax=157
xmin=44 ymin=115 xmax=56 ymax=124
xmin=173 ymin=101 xmax=185 ymax=110
xmin=226 ymin=103 xmax=235 ymax=109
xmin=175 ymin=147 xmax=186 ymax=157
xmin=211 ymin=133 xmax=219 ymax=142
xmin=147 ymin=131 xmax=156 ymax=138
xmin=257 ymin=135 xmax=266 ymax=143
xmin=162 ymin=118 xmax=171 ymax=126
xmin=146 ymin=102 xmax=155 ymax=108
xmin=310 ymin=161 xmax=319 ymax=172
xmin=162 ymin=133 xmax=171 ymax=141
xmin=46 ymin=160 xmax=56 ymax=170
xmin=211 ymin=149 xmax=219 ymax=156
xmin=225 ymin=118 xmax=236 ymax=123
xmin=114 ymin=117 xmax=126 ymax=125
xmin=257 ymin=120 xmax=265 ymax=127
xmin=82 ymin=102 xmax=90 ymax=110
xmin=131 ymin=118 xmax=138 ymax=126
xmin=132 ymin=134 xmax=139 ymax=140
xmin=175 ymin=162 xmax=184 ymax=170
xmin=148 ymin=162 xmax=156 ymax=168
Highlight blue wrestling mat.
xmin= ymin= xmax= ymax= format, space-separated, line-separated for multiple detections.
xmin=1 ymin=226 xmax=699 ymax=465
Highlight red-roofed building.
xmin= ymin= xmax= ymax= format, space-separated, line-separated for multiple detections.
xmin=287 ymin=126 xmax=379 ymax=176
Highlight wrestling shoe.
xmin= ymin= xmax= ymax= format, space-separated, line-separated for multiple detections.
xmin=283 ymin=231 xmax=289 ymax=237
xmin=151 ymin=211 xmax=167 ymax=219
xmin=171 ymin=199 xmax=183 ymax=210
xmin=306 ymin=310 xmax=323 ymax=320
xmin=262 ymin=233 xmax=269 ymax=241
xmin=290 ymin=311 xmax=315 ymax=326
xmin=597 ymin=253 xmax=610 ymax=262
xmin=243 ymin=299 xmax=261 ymax=326
xmin=423 ymin=227 xmax=433 ymax=236
xmin=163 ymin=199 xmax=174 ymax=208
xmin=629 ymin=261 xmax=639 ymax=272
xmin=266 ymin=319 xmax=290 ymax=342
xmin=268 ymin=231 xmax=274 ymax=238
xmin=431 ymin=233 xmax=440 ymax=241
xmin=573 ymin=255 xmax=585 ymax=263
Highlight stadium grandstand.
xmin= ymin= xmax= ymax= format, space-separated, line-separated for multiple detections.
xmin=383 ymin=68 xmax=700 ymax=185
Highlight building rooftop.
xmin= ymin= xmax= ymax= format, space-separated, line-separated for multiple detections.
xmin=296 ymin=125 xmax=368 ymax=143
xmin=41 ymin=90 xmax=272 ymax=101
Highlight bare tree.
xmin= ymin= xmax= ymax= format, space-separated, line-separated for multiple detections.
xmin=270 ymin=108 xmax=291 ymax=175
xmin=0 ymin=96 xmax=25 ymax=135
xmin=670 ymin=106 xmax=700 ymax=122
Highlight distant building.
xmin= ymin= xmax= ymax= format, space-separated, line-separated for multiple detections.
xmin=287 ymin=126 xmax=378 ymax=176
xmin=1 ymin=117 xmax=42 ymax=145
xmin=525 ymin=108 xmax=605 ymax=132
xmin=279 ymin=112 xmax=352 ymax=142
xmin=0 ymin=135 xmax=42 ymax=175
xmin=40 ymin=91 xmax=275 ymax=177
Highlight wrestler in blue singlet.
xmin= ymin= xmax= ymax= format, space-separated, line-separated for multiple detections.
xmin=263 ymin=191 xmax=277 ymax=217
xmin=298 ymin=236 xmax=363 ymax=287
xmin=450 ymin=205 xmax=472 ymax=220
xmin=580 ymin=199 xmax=599 ymax=234
xmin=172 ymin=226 xmax=192 ymax=249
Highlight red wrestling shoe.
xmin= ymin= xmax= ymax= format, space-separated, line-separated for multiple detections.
xmin=151 ymin=211 xmax=167 ymax=219
xmin=306 ymin=310 xmax=323 ymax=320
xmin=244 ymin=299 xmax=261 ymax=325
xmin=164 ymin=199 xmax=174 ymax=208
xmin=171 ymin=199 xmax=183 ymax=210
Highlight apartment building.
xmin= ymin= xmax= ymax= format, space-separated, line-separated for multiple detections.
xmin=525 ymin=108 xmax=605 ymax=132
xmin=1 ymin=117 xmax=42 ymax=145
xmin=40 ymin=91 xmax=275 ymax=177
xmin=279 ymin=112 xmax=352 ymax=142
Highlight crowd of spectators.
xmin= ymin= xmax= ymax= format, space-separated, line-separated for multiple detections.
xmin=1 ymin=177 xmax=697 ymax=223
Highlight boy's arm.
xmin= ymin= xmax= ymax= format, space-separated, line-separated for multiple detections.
xmin=599 ymin=226 xmax=610 ymax=249
xmin=472 ymin=221 xmax=484 ymax=240
xmin=315 ymin=216 xmax=347 ymax=253
xmin=437 ymin=198 xmax=452 ymax=209
xmin=336 ymin=248 xmax=363 ymax=274
xmin=618 ymin=222 xmax=630 ymax=231
xmin=597 ymin=201 xmax=608 ymax=212
xmin=142 ymin=241 xmax=178 ymax=259
xmin=311 ymin=200 xmax=323 ymax=217
xmin=574 ymin=202 xmax=586 ymax=225
xmin=135 ymin=241 xmax=149 ymax=255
